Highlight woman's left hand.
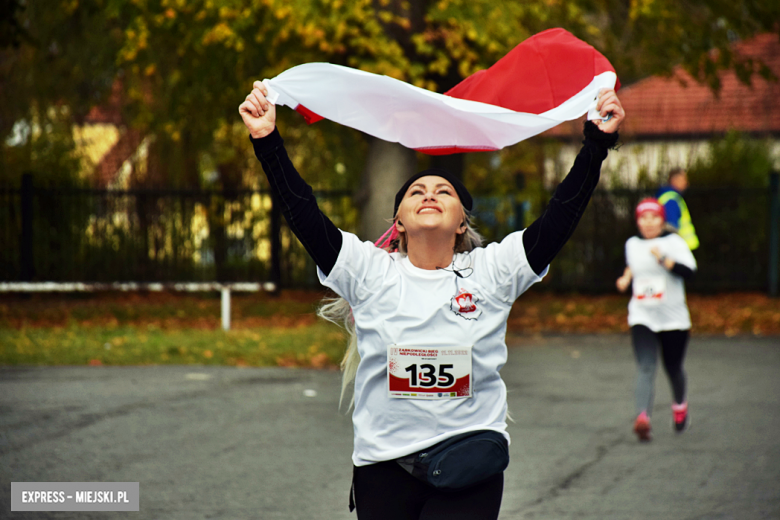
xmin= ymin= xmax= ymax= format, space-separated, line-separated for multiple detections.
xmin=594 ymin=88 xmax=625 ymax=134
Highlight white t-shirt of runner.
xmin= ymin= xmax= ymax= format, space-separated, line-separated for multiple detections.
xmin=625 ymin=233 xmax=697 ymax=332
xmin=318 ymin=229 xmax=547 ymax=466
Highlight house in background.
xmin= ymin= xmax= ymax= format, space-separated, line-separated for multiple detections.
xmin=543 ymin=33 xmax=780 ymax=187
xmin=72 ymin=82 xmax=148 ymax=189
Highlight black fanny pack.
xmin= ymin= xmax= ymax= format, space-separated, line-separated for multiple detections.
xmin=396 ymin=430 xmax=509 ymax=490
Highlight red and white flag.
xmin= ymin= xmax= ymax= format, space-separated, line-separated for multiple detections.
xmin=263 ymin=28 xmax=619 ymax=155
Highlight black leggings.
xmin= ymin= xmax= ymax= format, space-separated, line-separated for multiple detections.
xmin=631 ymin=325 xmax=689 ymax=416
xmin=352 ymin=461 xmax=503 ymax=520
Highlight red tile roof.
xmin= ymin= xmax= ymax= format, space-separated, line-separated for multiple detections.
xmin=544 ymin=33 xmax=780 ymax=139
xmin=94 ymin=129 xmax=144 ymax=187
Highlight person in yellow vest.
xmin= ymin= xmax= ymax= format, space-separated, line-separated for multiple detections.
xmin=656 ymin=168 xmax=699 ymax=250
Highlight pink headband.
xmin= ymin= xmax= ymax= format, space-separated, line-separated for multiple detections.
xmin=635 ymin=198 xmax=665 ymax=220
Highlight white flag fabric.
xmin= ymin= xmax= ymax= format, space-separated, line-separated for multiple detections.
xmin=262 ymin=28 xmax=619 ymax=155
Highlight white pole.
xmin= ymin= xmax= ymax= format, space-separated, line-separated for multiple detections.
xmin=221 ymin=288 xmax=231 ymax=331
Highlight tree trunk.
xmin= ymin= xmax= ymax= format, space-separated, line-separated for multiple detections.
xmin=357 ymin=137 xmax=417 ymax=242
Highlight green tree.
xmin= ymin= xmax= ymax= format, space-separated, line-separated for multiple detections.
xmin=3 ymin=0 xmax=778 ymax=259
xmin=592 ymin=0 xmax=780 ymax=90
xmin=1 ymin=0 xmax=120 ymax=185
xmin=688 ymin=130 xmax=774 ymax=188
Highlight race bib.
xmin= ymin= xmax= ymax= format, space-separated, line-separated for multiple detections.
xmin=387 ymin=345 xmax=472 ymax=399
xmin=633 ymin=276 xmax=666 ymax=304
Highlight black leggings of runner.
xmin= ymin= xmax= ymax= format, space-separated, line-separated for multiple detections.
xmin=352 ymin=461 xmax=503 ymax=520
xmin=631 ymin=325 xmax=689 ymax=416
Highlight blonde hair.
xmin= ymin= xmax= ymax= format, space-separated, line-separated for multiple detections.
xmin=318 ymin=208 xmax=483 ymax=410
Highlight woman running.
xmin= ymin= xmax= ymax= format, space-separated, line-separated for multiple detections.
xmin=616 ymin=198 xmax=697 ymax=442
xmin=240 ymin=81 xmax=624 ymax=519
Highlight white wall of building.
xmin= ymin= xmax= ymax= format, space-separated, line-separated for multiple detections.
xmin=545 ymin=138 xmax=780 ymax=188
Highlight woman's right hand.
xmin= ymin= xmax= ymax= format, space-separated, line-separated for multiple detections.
xmin=239 ymin=81 xmax=277 ymax=139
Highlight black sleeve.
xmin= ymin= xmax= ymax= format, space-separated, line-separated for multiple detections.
xmin=251 ymin=128 xmax=343 ymax=276
xmin=670 ymin=263 xmax=695 ymax=280
xmin=523 ymin=121 xmax=619 ymax=275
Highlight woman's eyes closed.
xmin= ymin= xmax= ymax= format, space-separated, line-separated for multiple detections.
xmin=409 ymin=187 xmax=452 ymax=196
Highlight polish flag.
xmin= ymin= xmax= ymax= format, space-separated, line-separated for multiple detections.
xmin=262 ymin=28 xmax=619 ymax=155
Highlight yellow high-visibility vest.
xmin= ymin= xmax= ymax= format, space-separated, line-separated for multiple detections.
xmin=658 ymin=191 xmax=699 ymax=250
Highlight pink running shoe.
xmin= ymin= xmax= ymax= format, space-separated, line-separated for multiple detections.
xmin=672 ymin=402 xmax=689 ymax=432
xmin=633 ymin=411 xmax=651 ymax=442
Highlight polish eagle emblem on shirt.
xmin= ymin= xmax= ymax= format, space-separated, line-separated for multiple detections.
xmin=451 ymin=288 xmax=482 ymax=320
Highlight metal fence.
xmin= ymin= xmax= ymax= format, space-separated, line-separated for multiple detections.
xmin=547 ymin=185 xmax=779 ymax=293
xmin=1 ymin=175 xmax=358 ymax=288
xmin=2 ymin=174 xmax=778 ymax=293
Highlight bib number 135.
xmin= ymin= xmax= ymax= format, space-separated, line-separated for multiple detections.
xmin=405 ymin=363 xmax=454 ymax=387
xmin=387 ymin=345 xmax=472 ymax=399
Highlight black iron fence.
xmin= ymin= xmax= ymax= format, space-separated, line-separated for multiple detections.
xmin=2 ymin=174 xmax=779 ymax=293
xmin=547 ymin=184 xmax=779 ymax=293
xmin=1 ymin=175 xmax=358 ymax=288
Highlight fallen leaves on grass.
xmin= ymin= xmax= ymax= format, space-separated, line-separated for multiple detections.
xmin=508 ymin=292 xmax=780 ymax=335
xmin=1 ymin=290 xmax=777 ymax=354
xmin=275 ymin=345 xmax=337 ymax=368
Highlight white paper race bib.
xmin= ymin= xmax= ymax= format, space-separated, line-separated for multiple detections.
xmin=633 ymin=276 xmax=667 ymax=304
xmin=387 ymin=345 xmax=472 ymax=399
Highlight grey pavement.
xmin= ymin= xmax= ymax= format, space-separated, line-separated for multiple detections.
xmin=1 ymin=334 xmax=779 ymax=519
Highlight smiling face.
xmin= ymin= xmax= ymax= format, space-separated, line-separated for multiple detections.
xmin=394 ymin=175 xmax=466 ymax=241
xmin=637 ymin=211 xmax=665 ymax=239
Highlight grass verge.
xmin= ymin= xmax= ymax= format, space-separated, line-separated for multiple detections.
xmin=0 ymin=323 xmax=346 ymax=368
xmin=1 ymin=290 xmax=778 ymax=367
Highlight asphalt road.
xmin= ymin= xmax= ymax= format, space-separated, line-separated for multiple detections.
xmin=1 ymin=334 xmax=779 ymax=519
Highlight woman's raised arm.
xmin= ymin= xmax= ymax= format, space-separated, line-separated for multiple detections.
xmin=240 ymin=82 xmax=343 ymax=276
xmin=522 ymin=89 xmax=624 ymax=275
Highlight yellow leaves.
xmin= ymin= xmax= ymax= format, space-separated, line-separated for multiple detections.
xmin=428 ymin=54 xmax=450 ymax=76
xmin=119 ymin=18 xmax=150 ymax=63
xmin=275 ymin=6 xmax=292 ymax=19
xmin=412 ymin=78 xmax=438 ymax=91
xmin=218 ymin=6 xmax=240 ymax=20
xmin=202 ymin=22 xmax=235 ymax=45
xmin=378 ymin=10 xmax=394 ymax=23
xmin=396 ymin=17 xmax=411 ymax=30
xmin=63 ymin=0 xmax=79 ymax=15
xmin=162 ymin=0 xmax=189 ymax=8
xmin=144 ymin=64 xmax=156 ymax=76
xmin=199 ymin=19 xmax=247 ymax=51
xmin=629 ymin=0 xmax=669 ymax=21
xmin=164 ymin=123 xmax=181 ymax=142
xmin=298 ymin=21 xmax=327 ymax=46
